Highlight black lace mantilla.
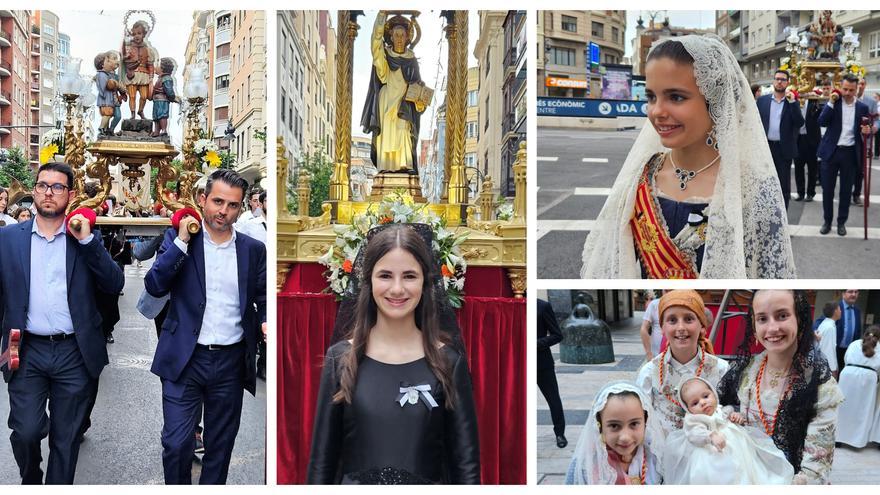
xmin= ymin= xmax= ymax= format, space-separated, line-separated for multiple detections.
xmin=344 ymin=466 xmax=434 ymax=485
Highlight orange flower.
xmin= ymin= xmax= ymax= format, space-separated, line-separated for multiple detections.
xmin=441 ymin=264 xmax=453 ymax=278
xmin=380 ymin=216 xmax=393 ymax=224
xmin=342 ymin=259 xmax=353 ymax=273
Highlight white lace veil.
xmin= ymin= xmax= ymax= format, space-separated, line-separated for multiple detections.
xmin=566 ymin=381 xmax=660 ymax=485
xmin=581 ymin=34 xmax=796 ymax=279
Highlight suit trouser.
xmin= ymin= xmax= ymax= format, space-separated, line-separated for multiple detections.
xmin=769 ymin=140 xmax=792 ymax=209
xmin=537 ymin=367 xmax=565 ymax=437
xmin=161 ymin=343 xmax=244 ymax=485
xmin=821 ymin=145 xmax=857 ymax=225
xmin=8 ymin=336 xmax=95 ymax=484
xmin=794 ymin=135 xmax=819 ymax=198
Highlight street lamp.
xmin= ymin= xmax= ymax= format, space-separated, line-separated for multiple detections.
xmin=224 ymin=121 xmax=236 ymax=151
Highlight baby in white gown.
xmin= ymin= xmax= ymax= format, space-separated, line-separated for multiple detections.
xmin=661 ymin=376 xmax=793 ymax=485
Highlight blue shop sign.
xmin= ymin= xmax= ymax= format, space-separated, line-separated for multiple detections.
xmin=537 ymin=97 xmax=648 ymax=118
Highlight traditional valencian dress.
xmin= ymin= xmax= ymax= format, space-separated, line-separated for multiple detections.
xmin=565 ymin=382 xmax=662 ymax=485
xmin=635 ymin=348 xmax=729 ymax=441
xmin=580 ymin=34 xmax=796 ymax=279
xmin=719 ymin=350 xmax=843 ymax=484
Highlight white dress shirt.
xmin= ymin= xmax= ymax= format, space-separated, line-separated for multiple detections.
xmin=173 ymin=226 xmax=243 ymax=345
xmin=816 ymin=317 xmax=838 ymax=372
xmin=235 ymin=215 xmax=266 ymax=245
xmin=837 ymin=100 xmax=856 ymax=146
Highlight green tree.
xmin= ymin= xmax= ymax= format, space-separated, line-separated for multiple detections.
xmin=218 ymin=150 xmax=236 ymax=170
xmin=0 ymin=147 xmax=35 ymax=188
xmin=150 ymin=159 xmax=184 ymax=200
xmin=289 ymin=140 xmax=333 ymax=216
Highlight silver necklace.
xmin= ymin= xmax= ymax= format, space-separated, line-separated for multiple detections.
xmin=669 ymin=152 xmax=721 ymax=190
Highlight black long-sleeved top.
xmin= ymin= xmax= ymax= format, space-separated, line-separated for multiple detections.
xmin=537 ymin=299 xmax=562 ymax=372
xmin=307 ymin=340 xmax=481 ymax=484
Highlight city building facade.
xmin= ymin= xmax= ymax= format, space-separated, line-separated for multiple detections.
xmin=537 ymin=10 xmax=626 ymax=97
xmin=500 ymin=10 xmax=525 ymax=197
xmin=631 ymin=15 xmax=713 ymax=76
xmin=475 ymin=10 xmax=505 ymax=197
xmin=465 ymin=66 xmax=479 ymax=200
xmin=228 ymin=10 xmax=267 ymax=184
xmin=1 ymin=10 xmax=33 ymax=158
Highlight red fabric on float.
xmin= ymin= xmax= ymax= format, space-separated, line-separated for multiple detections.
xmin=276 ymin=291 xmax=526 ymax=485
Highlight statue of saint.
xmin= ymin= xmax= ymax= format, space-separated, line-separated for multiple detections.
xmin=360 ymin=11 xmax=430 ymax=173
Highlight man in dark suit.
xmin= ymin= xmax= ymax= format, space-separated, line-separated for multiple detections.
xmin=793 ymin=99 xmax=822 ymax=202
xmin=758 ymin=69 xmax=805 ymax=209
xmin=817 ymin=74 xmax=873 ymax=236
xmin=145 ymin=169 xmax=266 ymax=484
xmin=836 ymin=289 xmax=862 ymax=369
xmin=0 ymin=162 xmax=124 ymax=484
xmin=537 ymin=299 xmax=566 ymax=448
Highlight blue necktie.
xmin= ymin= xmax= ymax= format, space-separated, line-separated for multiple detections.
xmin=845 ymin=306 xmax=855 ymax=345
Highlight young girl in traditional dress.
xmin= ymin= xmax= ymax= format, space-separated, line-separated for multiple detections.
xmin=636 ymin=289 xmax=729 ymax=441
xmin=662 ymin=376 xmax=793 ymax=484
xmin=565 ymin=382 xmax=661 ymax=485
xmin=838 ymin=325 xmax=880 ymax=447
xmin=581 ymin=34 xmax=795 ymax=279
xmin=718 ymin=290 xmax=843 ymax=484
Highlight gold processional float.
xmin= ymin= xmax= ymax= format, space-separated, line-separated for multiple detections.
xmin=47 ymin=10 xmax=211 ymax=236
xmin=780 ymin=11 xmax=873 ymax=238
xmin=277 ymin=10 xmax=526 ymax=296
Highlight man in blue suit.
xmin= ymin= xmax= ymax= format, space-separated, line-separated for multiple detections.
xmin=835 ymin=289 xmax=862 ymax=371
xmin=758 ymin=69 xmax=805 ymax=210
xmin=0 ymin=162 xmax=124 ymax=484
xmin=145 ymin=169 xmax=266 ymax=484
xmin=817 ymin=74 xmax=874 ymax=236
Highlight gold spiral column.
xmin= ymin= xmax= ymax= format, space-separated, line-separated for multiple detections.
xmin=329 ymin=11 xmax=361 ymax=206
xmin=443 ymin=10 xmax=469 ymax=205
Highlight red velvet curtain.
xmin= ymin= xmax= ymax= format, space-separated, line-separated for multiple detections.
xmin=276 ymin=293 xmax=526 ymax=485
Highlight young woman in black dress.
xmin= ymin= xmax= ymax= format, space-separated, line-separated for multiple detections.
xmin=307 ymin=224 xmax=480 ymax=484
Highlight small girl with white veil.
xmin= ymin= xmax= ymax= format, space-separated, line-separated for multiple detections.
xmin=565 ymin=382 xmax=661 ymax=485
xmin=662 ymin=376 xmax=793 ymax=484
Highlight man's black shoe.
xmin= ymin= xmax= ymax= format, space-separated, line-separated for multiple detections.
xmin=805 ymin=195 xmax=814 ymax=202
xmin=838 ymin=224 xmax=847 ymax=236
xmin=556 ymin=435 xmax=568 ymax=448
xmin=820 ymin=223 xmax=831 ymax=235
xmin=852 ymin=196 xmax=862 ymax=205
xmin=794 ymin=195 xmax=804 ymax=202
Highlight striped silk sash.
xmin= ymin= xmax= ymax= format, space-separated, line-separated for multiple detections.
xmin=629 ymin=164 xmax=698 ymax=279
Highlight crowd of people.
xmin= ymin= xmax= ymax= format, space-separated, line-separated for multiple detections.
xmin=757 ymin=70 xmax=877 ymax=236
xmin=555 ymin=289 xmax=880 ymax=485
xmin=0 ymin=163 xmax=267 ymax=485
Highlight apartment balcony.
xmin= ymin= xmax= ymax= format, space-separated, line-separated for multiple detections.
xmin=0 ymin=30 xmax=10 ymax=48
xmin=30 ymin=25 xmax=39 ymax=37
xmin=0 ymin=91 xmax=10 ymax=105
xmin=213 ymin=91 xmax=228 ymax=107
xmin=30 ymin=82 xmax=39 ymax=92
xmin=0 ymin=10 xmax=13 ymax=18
xmin=29 ymin=98 xmax=38 ymax=110
xmin=0 ymin=127 xmax=10 ymax=135
xmin=30 ymin=64 xmax=39 ymax=75
xmin=214 ymin=57 xmax=230 ymax=76
xmin=729 ymin=27 xmax=741 ymax=40
xmin=215 ymin=25 xmax=231 ymax=45
xmin=0 ymin=61 xmax=10 ymax=77
xmin=31 ymin=44 xmax=39 ymax=56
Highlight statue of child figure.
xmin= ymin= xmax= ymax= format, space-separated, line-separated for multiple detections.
xmin=151 ymin=57 xmax=180 ymax=137
xmin=94 ymin=50 xmax=127 ymax=136
xmin=121 ymin=19 xmax=156 ymax=119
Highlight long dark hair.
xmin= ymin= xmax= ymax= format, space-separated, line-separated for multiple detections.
xmin=332 ymin=224 xmax=457 ymax=408
xmin=0 ymin=186 xmax=7 ymax=214
xmin=718 ymin=289 xmax=831 ymax=472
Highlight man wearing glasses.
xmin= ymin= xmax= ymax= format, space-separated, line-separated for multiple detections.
xmin=758 ymin=69 xmax=805 ymax=210
xmin=0 ymin=162 xmax=124 ymax=484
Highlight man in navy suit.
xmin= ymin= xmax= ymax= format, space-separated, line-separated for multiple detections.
xmin=793 ymin=99 xmax=822 ymax=202
xmin=817 ymin=74 xmax=874 ymax=236
xmin=758 ymin=69 xmax=805 ymax=210
xmin=145 ymin=169 xmax=266 ymax=484
xmin=0 ymin=163 xmax=124 ymax=484
xmin=835 ymin=289 xmax=862 ymax=370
